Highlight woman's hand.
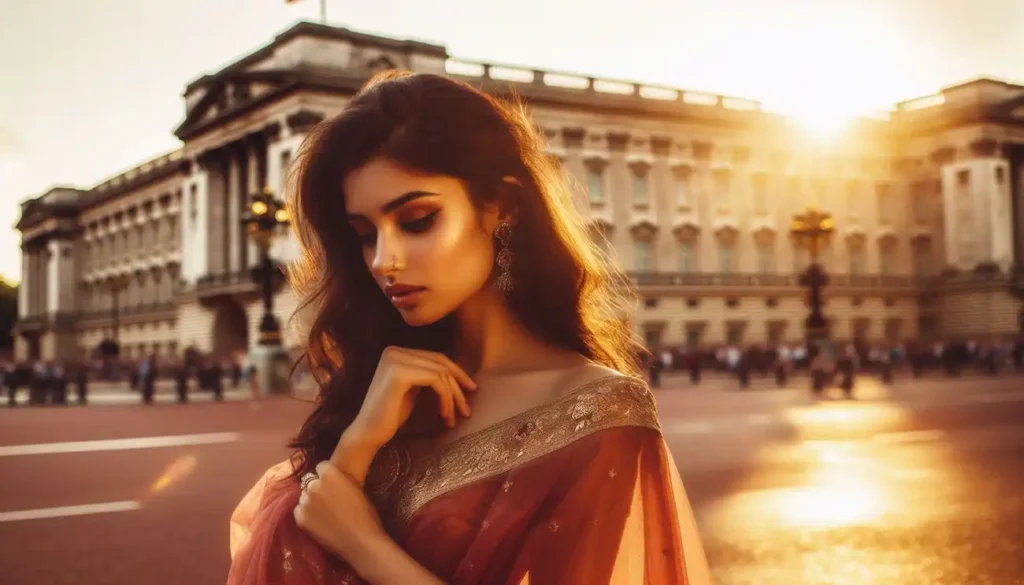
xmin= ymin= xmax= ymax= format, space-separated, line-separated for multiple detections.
xmin=340 ymin=346 xmax=477 ymax=453
xmin=294 ymin=462 xmax=445 ymax=585
xmin=293 ymin=462 xmax=383 ymax=560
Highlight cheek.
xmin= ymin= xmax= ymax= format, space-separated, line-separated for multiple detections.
xmin=417 ymin=214 xmax=494 ymax=282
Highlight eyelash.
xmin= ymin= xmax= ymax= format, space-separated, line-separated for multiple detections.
xmin=357 ymin=210 xmax=440 ymax=247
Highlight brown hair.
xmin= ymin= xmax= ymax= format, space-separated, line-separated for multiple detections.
xmin=287 ymin=71 xmax=641 ymax=476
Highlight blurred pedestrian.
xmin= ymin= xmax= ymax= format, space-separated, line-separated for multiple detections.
xmin=75 ymin=360 xmax=89 ymax=405
xmin=138 ymin=353 xmax=156 ymax=404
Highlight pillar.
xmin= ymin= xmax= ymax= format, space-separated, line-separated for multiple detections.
xmin=18 ymin=247 xmax=30 ymax=319
xmin=245 ymin=137 xmax=263 ymax=269
xmin=204 ymin=151 xmax=228 ymax=276
xmin=227 ymin=145 xmax=243 ymax=274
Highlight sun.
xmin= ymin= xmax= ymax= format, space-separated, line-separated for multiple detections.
xmin=786 ymin=107 xmax=855 ymax=144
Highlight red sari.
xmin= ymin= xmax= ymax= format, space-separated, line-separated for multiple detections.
xmin=227 ymin=375 xmax=712 ymax=584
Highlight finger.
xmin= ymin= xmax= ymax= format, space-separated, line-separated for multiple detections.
xmin=399 ymin=348 xmax=477 ymax=390
xmin=394 ymin=355 xmax=457 ymax=423
xmin=447 ymin=372 xmax=471 ymax=417
xmin=428 ymin=370 xmax=456 ymax=427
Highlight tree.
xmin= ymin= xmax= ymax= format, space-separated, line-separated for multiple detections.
xmin=0 ymin=278 xmax=17 ymax=349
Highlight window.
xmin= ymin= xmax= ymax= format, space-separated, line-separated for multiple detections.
xmin=719 ymin=242 xmax=736 ymax=274
xmin=714 ymin=170 xmax=731 ymax=211
xmin=685 ymin=325 xmax=702 ymax=347
xmin=846 ymin=181 xmax=861 ymax=216
xmin=726 ymin=322 xmax=745 ymax=345
xmin=674 ymin=173 xmax=690 ymax=207
xmin=189 ymin=184 xmax=198 ymax=228
xmin=634 ymin=240 xmax=653 ymax=273
xmin=678 ymin=241 xmax=695 ymax=273
xmin=956 ymin=169 xmax=970 ymax=188
xmin=643 ymin=326 xmax=662 ymax=349
xmin=752 ymin=174 xmax=768 ymax=215
xmin=849 ymin=247 xmax=866 ymax=275
xmin=793 ymin=245 xmax=810 ymax=272
xmin=280 ymin=150 xmax=293 ymax=193
xmin=913 ymin=240 xmax=932 ymax=276
xmin=879 ymin=242 xmax=896 ymax=276
xmin=876 ymin=182 xmax=891 ymax=224
xmin=632 ymin=171 xmax=649 ymax=204
xmin=587 ymin=168 xmax=604 ymax=202
xmin=756 ymin=242 xmax=774 ymax=274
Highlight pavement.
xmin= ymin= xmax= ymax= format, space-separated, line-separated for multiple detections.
xmin=1 ymin=374 xmax=1023 ymax=584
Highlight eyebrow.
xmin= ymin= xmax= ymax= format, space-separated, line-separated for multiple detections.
xmin=346 ymin=190 xmax=439 ymax=221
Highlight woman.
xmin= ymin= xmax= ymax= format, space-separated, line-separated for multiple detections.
xmin=227 ymin=71 xmax=711 ymax=585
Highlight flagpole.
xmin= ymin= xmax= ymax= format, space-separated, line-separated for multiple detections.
xmin=320 ymin=0 xmax=327 ymax=23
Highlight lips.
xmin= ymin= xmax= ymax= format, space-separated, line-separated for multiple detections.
xmin=384 ymin=283 xmax=427 ymax=309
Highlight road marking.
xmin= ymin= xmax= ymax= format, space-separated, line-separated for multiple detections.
xmin=0 ymin=432 xmax=241 ymax=457
xmin=744 ymin=413 xmax=773 ymax=425
xmin=872 ymin=429 xmax=946 ymax=445
xmin=0 ymin=500 xmax=141 ymax=523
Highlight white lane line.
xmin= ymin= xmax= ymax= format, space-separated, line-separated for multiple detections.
xmin=872 ymin=429 xmax=946 ymax=445
xmin=0 ymin=500 xmax=141 ymax=523
xmin=0 ymin=432 xmax=241 ymax=457
xmin=744 ymin=413 xmax=773 ymax=426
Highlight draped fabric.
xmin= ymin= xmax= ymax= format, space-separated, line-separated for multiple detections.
xmin=227 ymin=375 xmax=712 ymax=585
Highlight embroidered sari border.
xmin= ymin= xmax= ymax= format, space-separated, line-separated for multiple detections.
xmin=375 ymin=375 xmax=662 ymax=527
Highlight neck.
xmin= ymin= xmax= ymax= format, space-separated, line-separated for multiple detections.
xmin=450 ymin=288 xmax=568 ymax=375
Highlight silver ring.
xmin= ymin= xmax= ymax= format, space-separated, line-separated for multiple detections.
xmin=299 ymin=471 xmax=318 ymax=492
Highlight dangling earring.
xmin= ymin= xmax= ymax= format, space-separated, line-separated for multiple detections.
xmin=493 ymin=220 xmax=514 ymax=293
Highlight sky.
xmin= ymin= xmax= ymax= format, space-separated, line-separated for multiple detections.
xmin=1 ymin=0 xmax=1023 ymax=283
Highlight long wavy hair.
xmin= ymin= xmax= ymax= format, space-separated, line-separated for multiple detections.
xmin=287 ymin=71 xmax=642 ymax=476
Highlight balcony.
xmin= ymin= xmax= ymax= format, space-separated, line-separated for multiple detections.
xmin=175 ymin=269 xmax=260 ymax=301
xmin=75 ymin=302 xmax=177 ymax=324
xmin=626 ymin=271 xmax=923 ymax=293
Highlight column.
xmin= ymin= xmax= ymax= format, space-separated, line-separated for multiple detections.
xmin=1011 ymin=146 xmax=1024 ymax=268
xmin=18 ymin=248 xmax=30 ymax=318
xmin=245 ymin=137 xmax=264 ymax=270
xmin=227 ymin=145 xmax=243 ymax=274
xmin=39 ymin=247 xmax=49 ymax=316
xmin=204 ymin=151 xmax=228 ymax=276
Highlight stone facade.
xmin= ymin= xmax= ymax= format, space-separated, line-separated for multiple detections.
xmin=12 ymin=22 xmax=1024 ymax=362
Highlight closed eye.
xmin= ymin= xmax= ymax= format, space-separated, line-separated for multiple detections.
xmin=401 ymin=209 xmax=440 ymax=234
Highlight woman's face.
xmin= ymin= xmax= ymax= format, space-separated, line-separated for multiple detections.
xmin=344 ymin=157 xmax=499 ymax=326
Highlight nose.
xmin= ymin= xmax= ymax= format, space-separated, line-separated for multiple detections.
xmin=370 ymin=229 xmax=403 ymax=278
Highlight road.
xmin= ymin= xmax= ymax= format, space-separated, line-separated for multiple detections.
xmin=1 ymin=375 xmax=1023 ymax=584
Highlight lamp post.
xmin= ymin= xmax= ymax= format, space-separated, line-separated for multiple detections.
xmin=790 ymin=208 xmax=836 ymax=389
xmin=242 ymin=186 xmax=291 ymax=394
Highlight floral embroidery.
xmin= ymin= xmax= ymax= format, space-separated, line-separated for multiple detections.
xmin=609 ymin=468 xmax=617 ymax=478
xmin=366 ymin=375 xmax=660 ymax=531
xmin=481 ymin=519 xmax=491 ymax=530
xmin=549 ymin=520 xmax=560 ymax=532
xmin=282 ymin=547 xmax=294 ymax=573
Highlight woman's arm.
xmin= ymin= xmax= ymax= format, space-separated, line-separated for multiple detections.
xmin=349 ymin=530 xmax=446 ymax=585
xmin=294 ymin=437 xmax=445 ymax=585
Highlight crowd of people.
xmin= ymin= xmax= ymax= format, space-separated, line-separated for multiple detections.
xmin=643 ymin=334 xmax=1024 ymax=393
xmin=1 ymin=345 xmax=257 ymax=406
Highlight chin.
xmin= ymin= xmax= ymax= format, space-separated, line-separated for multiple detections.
xmin=397 ymin=305 xmax=446 ymax=327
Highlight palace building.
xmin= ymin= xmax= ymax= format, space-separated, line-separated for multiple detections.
xmin=13 ymin=21 xmax=1024 ymax=362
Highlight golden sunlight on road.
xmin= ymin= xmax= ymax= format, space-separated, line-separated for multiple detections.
xmin=147 ymin=454 xmax=198 ymax=496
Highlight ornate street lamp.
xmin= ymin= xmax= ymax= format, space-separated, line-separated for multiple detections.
xmin=242 ymin=186 xmax=291 ymax=394
xmin=790 ymin=207 xmax=835 ymax=369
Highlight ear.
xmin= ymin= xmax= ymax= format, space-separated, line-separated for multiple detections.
xmin=495 ymin=176 xmax=521 ymax=224
xmin=482 ymin=176 xmax=521 ymax=234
